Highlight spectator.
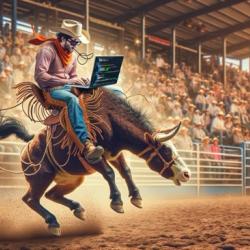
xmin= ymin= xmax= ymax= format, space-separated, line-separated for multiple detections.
xmin=186 ymin=103 xmax=195 ymax=121
xmin=200 ymin=136 xmax=214 ymax=180
xmin=182 ymin=117 xmax=191 ymax=128
xmin=172 ymin=102 xmax=183 ymax=118
xmin=192 ymin=121 xmax=207 ymax=142
xmin=217 ymin=101 xmax=225 ymax=114
xmin=208 ymin=100 xmax=220 ymax=118
xmin=173 ymin=127 xmax=193 ymax=152
xmin=230 ymin=99 xmax=240 ymax=116
xmin=206 ymin=90 xmax=216 ymax=106
xmin=195 ymin=89 xmax=206 ymax=111
xmin=166 ymin=116 xmax=175 ymax=129
xmin=0 ymin=38 xmax=6 ymax=61
xmin=239 ymin=100 xmax=249 ymax=126
xmin=193 ymin=109 xmax=203 ymax=126
xmin=210 ymin=137 xmax=222 ymax=170
xmin=232 ymin=128 xmax=244 ymax=146
xmin=202 ymin=109 xmax=211 ymax=134
xmin=224 ymin=114 xmax=233 ymax=144
xmin=210 ymin=111 xmax=226 ymax=143
xmin=182 ymin=97 xmax=192 ymax=115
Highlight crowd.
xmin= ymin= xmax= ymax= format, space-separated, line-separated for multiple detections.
xmin=117 ymin=50 xmax=248 ymax=182
xmin=0 ymin=30 xmax=37 ymax=123
xmin=121 ymin=49 xmax=250 ymax=149
xmin=0 ymin=29 xmax=249 ymax=153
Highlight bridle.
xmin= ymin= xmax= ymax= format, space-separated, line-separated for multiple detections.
xmin=138 ymin=143 xmax=177 ymax=176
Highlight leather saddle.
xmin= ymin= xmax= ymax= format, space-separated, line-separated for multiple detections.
xmin=15 ymin=83 xmax=84 ymax=126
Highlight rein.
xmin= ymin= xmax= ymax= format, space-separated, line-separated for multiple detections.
xmin=137 ymin=142 xmax=176 ymax=176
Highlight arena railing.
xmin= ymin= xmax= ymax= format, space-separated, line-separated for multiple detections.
xmin=243 ymin=142 xmax=250 ymax=195
xmin=0 ymin=140 xmax=247 ymax=197
xmin=0 ymin=141 xmax=27 ymax=189
xmin=116 ymin=143 xmax=243 ymax=196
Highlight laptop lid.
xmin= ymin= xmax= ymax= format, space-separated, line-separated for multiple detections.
xmin=70 ymin=56 xmax=124 ymax=89
xmin=90 ymin=56 xmax=124 ymax=88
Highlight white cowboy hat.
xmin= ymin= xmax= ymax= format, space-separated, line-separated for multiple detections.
xmin=52 ymin=19 xmax=90 ymax=44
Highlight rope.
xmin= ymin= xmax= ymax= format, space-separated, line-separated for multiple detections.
xmin=0 ymin=126 xmax=52 ymax=175
xmin=126 ymin=94 xmax=151 ymax=103
xmin=73 ymin=49 xmax=94 ymax=65
xmin=0 ymin=102 xmax=23 ymax=112
xmin=46 ymin=126 xmax=72 ymax=170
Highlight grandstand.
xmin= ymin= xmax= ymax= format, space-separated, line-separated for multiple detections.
xmin=0 ymin=0 xmax=250 ymax=196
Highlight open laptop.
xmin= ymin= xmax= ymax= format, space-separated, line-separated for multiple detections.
xmin=70 ymin=56 xmax=124 ymax=89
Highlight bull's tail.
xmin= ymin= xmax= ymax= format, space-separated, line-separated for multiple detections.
xmin=0 ymin=116 xmax=34 ymax=142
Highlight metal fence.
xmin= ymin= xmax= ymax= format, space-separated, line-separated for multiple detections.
xmin=112 ymin=143 xmax=243 ymax=196
xmin=243 ymin=142 xmax=250 ymax=195
xmin=0 ymin=140 xmax=247 ymax=196
xmin=0 ymin=141 xmax=26 ymax=189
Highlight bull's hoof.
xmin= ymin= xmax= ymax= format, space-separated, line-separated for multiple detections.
xmin=48 ymin=225 xmax=61 ymax=236
xmin=131 ymin=197 xmax=143 ymax=208
xmin=110 ymin=202 xmax=124 ymax=213
xmin=73 ymin=206 xmax=86 ymax=221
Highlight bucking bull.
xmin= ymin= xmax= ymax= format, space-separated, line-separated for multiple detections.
xmin=0 ymin=85 xmax=191 ymax=236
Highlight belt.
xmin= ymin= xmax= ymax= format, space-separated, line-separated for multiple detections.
xmin=49 ymin=86 xmax=64 ymax=91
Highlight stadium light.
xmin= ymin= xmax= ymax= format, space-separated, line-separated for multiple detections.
xmin=135 ymin=38 xmax=141 ymax=45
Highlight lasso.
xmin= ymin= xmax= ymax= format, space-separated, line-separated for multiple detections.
xmin=0 ymin=127 xmax=50 ymax=175
xmin=46 ymin=125 xmax=72 ymax=172
xmin=0 ymin=125 xmax=72 ymax=176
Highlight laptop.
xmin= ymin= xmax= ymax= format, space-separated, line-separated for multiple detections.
xmin=70 ymin=56 xmax=124 ymax=89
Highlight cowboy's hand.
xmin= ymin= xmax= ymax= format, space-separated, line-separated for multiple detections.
xmin=81 ymin=77 xmax=90 ymax=86
xmin=73 ymin=78 xmax=90 ymax=86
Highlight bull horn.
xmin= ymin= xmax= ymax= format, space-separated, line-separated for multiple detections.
xmin=154 ymin=122 xmax=181 ymax=142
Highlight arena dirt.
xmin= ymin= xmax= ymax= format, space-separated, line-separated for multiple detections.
xmin=0 ymin=190 xmax=249 ymax=250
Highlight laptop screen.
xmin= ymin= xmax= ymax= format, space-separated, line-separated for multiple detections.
xmin=90 ymin=56 xmax=124 ymax=88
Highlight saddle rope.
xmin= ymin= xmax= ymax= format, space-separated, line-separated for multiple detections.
xmin=0 ymin=126 xmax=51 ymax=175
xmin=0 ymin=125 xmax=72 ymax=176
xmin=46 ymin=125 xmax=72 ymax=172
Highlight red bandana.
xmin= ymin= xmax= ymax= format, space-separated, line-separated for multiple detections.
xmin=28 ymin=34 xmax=73 ymax=67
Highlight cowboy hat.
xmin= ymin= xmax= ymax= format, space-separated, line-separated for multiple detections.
xmin=52 ymin=19 xmax=90 ymax=44
xmin=202 ymin=136 xmax=210 ymax=142
xmin=225 ymin=114 xmax=232 ymax=119
xmin=218 ymin=111 xmax=224 ymax=116
xmin=182 ymin=117 xmax=191 ymax=122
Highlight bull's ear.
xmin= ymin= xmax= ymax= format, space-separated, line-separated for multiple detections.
xmin=144 ymin=132 xmax=158 ymax=147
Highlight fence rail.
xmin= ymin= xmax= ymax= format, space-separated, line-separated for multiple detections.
xmin=0 ymin=140 xmax=248 ymax=196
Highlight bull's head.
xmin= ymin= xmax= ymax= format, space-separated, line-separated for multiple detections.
xmin=140 ymin=122 xmax=191 ymax=185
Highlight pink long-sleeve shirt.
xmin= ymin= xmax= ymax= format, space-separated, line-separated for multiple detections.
xmin=211 ymin=144 xmax=222 ymax=161
xmin=34 ymin=42 xmax=78 ymax=89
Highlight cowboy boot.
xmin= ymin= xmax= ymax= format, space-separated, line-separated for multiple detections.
xmin=83 ymin=139 xmax=104 ymax=164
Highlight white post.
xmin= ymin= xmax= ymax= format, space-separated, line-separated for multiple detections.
xmin=197 ymin=144 xmax=200 ymax=197
xmin=172 ymin=27 xmax=176 ymax=74
xmin=198 ymin=43 xmax=202 ymax=74
xmin=141 ymin=15 xmax=146 ymax=61
xmin=222 ymin=37 xmax=227 ymax=89
xmin=242 ymin=143 xmax=246 ymax=196
xmin=85 ymin=0 xmax=89 ymax=54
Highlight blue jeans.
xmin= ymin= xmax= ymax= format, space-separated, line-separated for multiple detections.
xmin=49 ymin=85 xmax=89 ymax=143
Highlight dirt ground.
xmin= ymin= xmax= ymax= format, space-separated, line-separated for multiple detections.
xmin=0 ymin=190 xmax=249 ymax=250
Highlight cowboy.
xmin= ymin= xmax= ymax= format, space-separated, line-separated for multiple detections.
xmin=30 ymin=19 xmax=104 ymax=164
